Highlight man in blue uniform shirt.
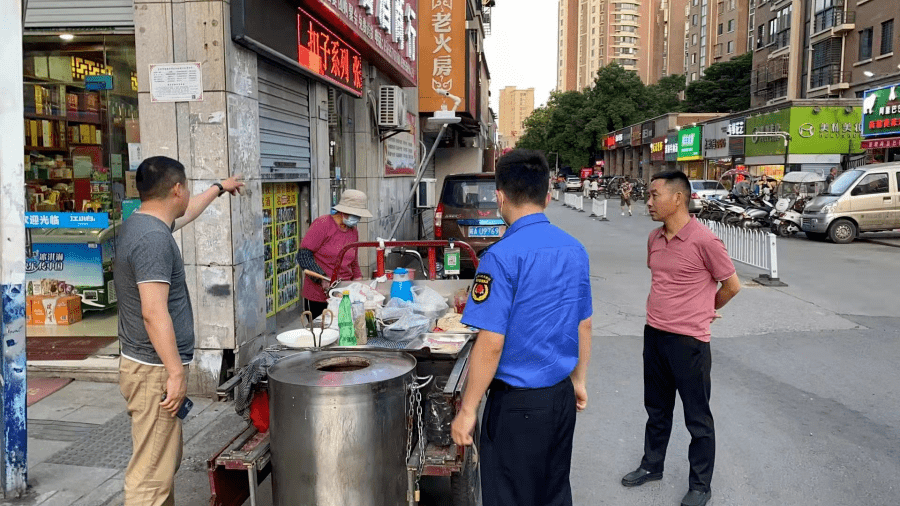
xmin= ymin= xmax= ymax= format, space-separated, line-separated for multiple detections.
xmin=451 ymin=149 xmax=593 ymax=506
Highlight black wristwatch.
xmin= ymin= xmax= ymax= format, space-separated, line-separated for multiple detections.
xmin=212 ymin=182 xmax=225 ymax=197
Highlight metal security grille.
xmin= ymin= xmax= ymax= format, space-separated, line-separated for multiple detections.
xmin=24 ymin=0 xmax=135 ymax=28
xmin=258 ymin=61 xmax=312 ymax=181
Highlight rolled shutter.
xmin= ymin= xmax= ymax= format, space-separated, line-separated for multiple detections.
xmin=25 ymin=0 xmax=135 ymax=28
xmin=258 ymin=60 xmax=312 ymax=182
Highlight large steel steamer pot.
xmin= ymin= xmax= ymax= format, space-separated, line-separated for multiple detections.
xmin=268 ymin=350 xmax=417 ymax=506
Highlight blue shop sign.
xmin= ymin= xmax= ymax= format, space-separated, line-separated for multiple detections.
xmin=25 ymin=212 xmax=109 ymax=229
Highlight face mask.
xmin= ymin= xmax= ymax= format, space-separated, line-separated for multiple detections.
xmin=343 ymin=215 xmax=360 ymax=227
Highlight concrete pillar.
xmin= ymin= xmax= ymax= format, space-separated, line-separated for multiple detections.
xmin=1 ymin=0 xmax=28 ymax=495
xmin=135 ymin=0 xmax=264 ymax=394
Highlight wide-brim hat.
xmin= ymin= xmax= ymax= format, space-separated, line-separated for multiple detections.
xmin=333 ymin=189 xmax=373 ymax=218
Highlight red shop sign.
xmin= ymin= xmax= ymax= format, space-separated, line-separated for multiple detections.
xmin=861 ymin=137 xmax=900 ymax=149
xmin=298 ymin=7 xmax=364 ymax=96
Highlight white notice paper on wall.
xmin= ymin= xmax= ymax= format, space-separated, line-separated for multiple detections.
xmin=149 ymin=62 xmax=203 ymax=102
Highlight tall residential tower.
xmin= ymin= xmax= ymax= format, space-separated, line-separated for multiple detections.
xmin=498 ymin=86 xmax=535 ymax=148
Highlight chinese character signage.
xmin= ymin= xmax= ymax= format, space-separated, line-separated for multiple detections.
xmin=745 ymin=107 xmax=861 ymax=157
xmin=298 ymin=7 xmax=364 ymax=96
xmin=419 ymin=0 xmax=466 ymax=112
xmin=641 ymin=121 xmax=655 ymax=144
xmin=703 ymin=119 xmax=730 ymax=159
xmin=665 ymin=133 xmax=678 ymax=162
xmin=862 ymin=84 xmax=900 ymax=137
xmin=677 ymin=126 xmax=702 ymax=161
xmin=25 ymin=212 xmax=110 ymax=229
xmin=232 ymin=0 xmax=418 ymax=89
xmin=728 ymin=117 xmax=746 ymax=156
xmin=650 ymin=136 xmax=666 ymax=161
xmin=861 ymin=136 xmax=900 ymax=149
xmin=384 ymin=112 xmax=418 ymax=176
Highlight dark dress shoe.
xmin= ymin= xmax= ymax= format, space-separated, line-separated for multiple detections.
xmin=621 ymin=467 xmax=663 ymax=487
xmin=681 ymin=489 xmax=711 ymax=506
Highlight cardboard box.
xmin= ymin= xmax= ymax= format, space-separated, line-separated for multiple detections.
xmin=29 ymin=295 xmax=82 ymax=325
xmin=125 ymin=170 xmax=139 ymax=198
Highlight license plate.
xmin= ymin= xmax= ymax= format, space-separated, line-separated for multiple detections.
xmin=469 ymin=226 xmax=502 ymax=237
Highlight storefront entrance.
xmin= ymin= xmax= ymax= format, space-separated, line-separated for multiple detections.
xmin=24 ymin=33 xmax=138 ymax=365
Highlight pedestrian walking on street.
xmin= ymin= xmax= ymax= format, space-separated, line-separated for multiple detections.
xmin=620 ymin=180 xmax=633 ymax=216
xmin=114 ymin=156 xmax=243 ymax=506
xmin=582 ymin=177 xmax=591 ymax=199
xmin=622 ymin=170 xmax=741 ymax=506
xmin=451 ymin=149 xmax=593 ymax=506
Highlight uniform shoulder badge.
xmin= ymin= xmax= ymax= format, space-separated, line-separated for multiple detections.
xmin=472 ymin=273 xmax=492 ymax=304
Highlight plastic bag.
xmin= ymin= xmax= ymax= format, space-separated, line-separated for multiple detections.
xmin=381 ymin=298 xmax=413 ymax=322
xmin=382 ymin=312 xmax=431 ymax=342
xmin=328 ymin=282 xmax=385 ymax=305
xmin=411 ymin=286 xmax=449 ymax=319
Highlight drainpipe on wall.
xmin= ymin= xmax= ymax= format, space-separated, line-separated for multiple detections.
xmin=1 ymin=0 xmax=28 ymax=497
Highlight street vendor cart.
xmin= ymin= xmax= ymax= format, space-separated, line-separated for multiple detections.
xmin=208 ymin=241 xmax=482 ymax=506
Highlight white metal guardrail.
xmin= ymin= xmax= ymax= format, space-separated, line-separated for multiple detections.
xmin=699 ymin=219 xmax=786 ymax=286
xmin=575 ymin=195 xmax=584 ymax=211
xmin=591 ymin=198 xmax=608 ymax=220
xmin=551 ymin=189 xmax=560 ymax=201
xmin=564 ymin=193 xmax=574 ymax=207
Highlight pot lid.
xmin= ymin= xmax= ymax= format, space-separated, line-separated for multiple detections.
xmin=268 ymin=350 xmax=417 ymax=387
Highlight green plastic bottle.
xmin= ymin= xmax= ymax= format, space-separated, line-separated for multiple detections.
xmin=338 ymin=291 xmax=356 ymax=346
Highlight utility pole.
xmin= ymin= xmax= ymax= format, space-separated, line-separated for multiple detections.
xmin=0 ymin=0 xmax=29 ymax=497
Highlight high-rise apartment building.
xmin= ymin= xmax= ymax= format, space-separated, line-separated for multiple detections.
xmin=750 ymin=0 xmax=900 ymax=107
xmin=684 ymin=0 xmax=751 ymax=83
xmin=556 ymin=0 xmax=658 ymax=90
xmin=557 ymin=0 xmax=751 ymax=91
xmin=498 ymin=86 xmax=535 ymax=147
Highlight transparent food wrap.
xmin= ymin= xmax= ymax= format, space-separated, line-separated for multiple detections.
xmin=411 ymin=285 xmax=449 ymax=320
xmin=382 ymin=312 xmax=431 ymax=342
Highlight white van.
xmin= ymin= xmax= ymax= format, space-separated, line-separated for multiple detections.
xmin=801 ymin=163 xmax=900 ymax=244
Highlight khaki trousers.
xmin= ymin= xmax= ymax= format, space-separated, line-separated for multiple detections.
xmin=119 ymin=357 xmax=188 ymax=506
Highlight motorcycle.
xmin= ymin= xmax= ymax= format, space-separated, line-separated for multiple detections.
xmin=769 ymin=171 xmax=828 ymax=237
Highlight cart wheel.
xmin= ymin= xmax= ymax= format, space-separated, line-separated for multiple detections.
xmin=450 ymin=424 xmax=480 ymax=506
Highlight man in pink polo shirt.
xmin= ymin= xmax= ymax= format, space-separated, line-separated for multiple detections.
xmin=621 ymin=170 xmax=741 ymax=506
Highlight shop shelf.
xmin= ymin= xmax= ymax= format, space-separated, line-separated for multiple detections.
xmin=25 ymin=146 xmax=68 ymax=152
xmin=25 ymin=113 xmax=67 ymax=121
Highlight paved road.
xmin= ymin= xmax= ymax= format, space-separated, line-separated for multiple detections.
xmin=546 ymin=198 xmax=900 ymax=506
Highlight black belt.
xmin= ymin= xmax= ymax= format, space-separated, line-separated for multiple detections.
xmin=489 ymin=377 xmax=571 ymax=392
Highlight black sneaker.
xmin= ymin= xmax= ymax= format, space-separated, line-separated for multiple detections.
xmin=681 ymin=489 xmax=711 ymax=506
xmin=621 ymin=467 xmax=663 ymax=487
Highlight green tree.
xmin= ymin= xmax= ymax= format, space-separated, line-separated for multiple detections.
xmin=646 ymin=74 xmax=686 ymax=116
xmin=683 ymin=52 xmax=752 ymax=113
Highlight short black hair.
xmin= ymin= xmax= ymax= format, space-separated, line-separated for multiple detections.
xmin=651 ymin=170 xmax=691 ymax=207
xmin=494 ymin=149 xmax=550 ymax=206
xmin=136 ymin=156 xmax=186 ymax=201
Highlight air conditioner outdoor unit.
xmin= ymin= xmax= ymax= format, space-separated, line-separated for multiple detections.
xmin=417 ymin=178 xmax=437 ymax=208
xmin=378 ymin=85 xmax=408 ymax=128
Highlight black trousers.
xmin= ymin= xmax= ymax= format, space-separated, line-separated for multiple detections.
xmin=480 ymin=377 xmax=576 ymax=506
xmin=641 ymin=324 xmax=715 ymax=492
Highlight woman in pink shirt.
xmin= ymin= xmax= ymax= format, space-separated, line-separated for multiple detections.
xmin=296 ymin=189 xmax=372 ymax=317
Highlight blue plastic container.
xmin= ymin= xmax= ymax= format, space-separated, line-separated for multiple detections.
xmin=390 ymin=268 xmax=414 ymax=302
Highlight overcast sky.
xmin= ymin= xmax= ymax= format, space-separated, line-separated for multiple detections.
xmin=483 ymin=0 xmax=558 ymax=112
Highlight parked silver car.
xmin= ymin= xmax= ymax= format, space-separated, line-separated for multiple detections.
xmin=689 ymin=180 xmax=729 ymax=213
xmin=565 ymin=176 xmax=583 ymax=192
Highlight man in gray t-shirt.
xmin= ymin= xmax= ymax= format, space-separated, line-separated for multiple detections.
xmin=115 ymin=213 xmax=194 ymax=364
xmin=116 ymin=156 xmax=242 ymax=506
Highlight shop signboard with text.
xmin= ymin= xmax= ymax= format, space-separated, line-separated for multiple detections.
xmin=650 ymin=136 xmax=666 ymax=161
xmin=703 ymin=119 xmax=731 ymax=159
xmin=862 ymin=84 xmax=900 ymax=137
xmin=232 ymin=0 xmax=418 ymax=91
xmin=745 ymin=107 xmax=861 ymax=157
xmin=728 ymin=117 xmax=746 ymax=156
xmin=419 ymin=0 xmax=467 ymax=112
xmin=676 ymin=126 xmax=702 ymax=161
xmin=665 ymin=133 xmax=678 ymax=162
xmin=641 ymin=121 xmax=655 ymax=145
xmin=631 ymin=125 xmax=642 ymax=147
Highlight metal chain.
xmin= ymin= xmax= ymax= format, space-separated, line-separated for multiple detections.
xmin=405 ymin=380 xmax=415 ymax=463
xmin=415 ymin=386 xmax=425 ymax=484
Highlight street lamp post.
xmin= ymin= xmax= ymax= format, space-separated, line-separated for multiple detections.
xmin=548 ymin=151 xmax=559 ymax=175
xmin=728 ymin=131 xmax=792 ymax=174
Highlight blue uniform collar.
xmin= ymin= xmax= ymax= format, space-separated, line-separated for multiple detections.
xmin=504 ymin=212 xmax=549 ymax=238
